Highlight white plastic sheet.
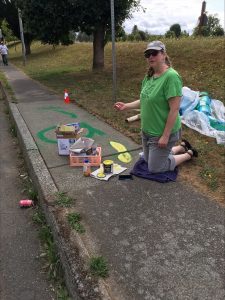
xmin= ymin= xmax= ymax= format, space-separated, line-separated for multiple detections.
xmin=180 ymin=87 xmax=225 ymax=145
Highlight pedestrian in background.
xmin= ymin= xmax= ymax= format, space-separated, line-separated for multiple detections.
xmin=114 ymin=41 xmax=198 ymax=174
xmin=0 ymin=41 xmax=9 ymax=66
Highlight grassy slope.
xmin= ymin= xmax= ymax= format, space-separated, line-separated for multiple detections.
xmin=8 ymin=38 xmax=225 ymax=204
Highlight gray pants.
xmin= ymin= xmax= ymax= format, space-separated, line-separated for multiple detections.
xmin=1 ymin=54 xmax=8 ymax=65
xmin=142 ymin=130 xmax=181 ymax=173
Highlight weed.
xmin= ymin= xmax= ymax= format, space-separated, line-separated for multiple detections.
xmin=38 ymin=225 xmax=64 ymax=281
xmin=67 ymin=212 xmax=81 ymax=223
xmin=67 ymin=212 xmax=85 ymax=234
xmin=89 ymin=256 xmax=109 ymax=278
xmin=10 ymin=96 xmax=18 ymax=103
xmin=72 ymin=222 xmax=85 ymax=234
xmin=39 ymin=225 xmax=53 ymax=244
xmin=4 ymin=107 xmax=9 ymax=115
xmin=129 ymin=126 xmax=141 ymax=133
xmin=32 ymin=207 xmax=70 ymax=297
xmin=57 ymin=284 xmax=71 ymax=300
xmin=4 ymin=81 xmax=12 ymax=91
xmin=199 ymin=165 xmax=219 ymax=191
xmin=0 ymin=72 xmax=14 ymax=96
xmin=195 ymin=140 xmax=212 ymax=156
xmin=22 ymin=178 xmax=38 ymax=201
xmin=55 ymin=191 xmax=73 ymax=207
xmin=32 ymin=210 xmax=45 ymax=225
xmin=9 ymin=124 xmax=17 ymax=137
xmin=208 ymin=178 xmax=219 ymax=191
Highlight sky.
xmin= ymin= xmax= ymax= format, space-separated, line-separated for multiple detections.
xmin=123 ymin=0 xmax=224 ymax=35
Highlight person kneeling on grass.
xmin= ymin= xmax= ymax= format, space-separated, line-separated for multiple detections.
xmin=114 ymin=40 xmax=198 ymax=174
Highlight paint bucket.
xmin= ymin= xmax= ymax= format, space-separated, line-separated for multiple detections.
xmin=103 ymin=160 xmax=113 ymax=174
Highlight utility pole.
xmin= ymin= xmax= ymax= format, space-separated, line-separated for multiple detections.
xmin=18 ymin=8 xmax=26 ymax=66
xmin=110 ymin=0 xmax=117 ymax=103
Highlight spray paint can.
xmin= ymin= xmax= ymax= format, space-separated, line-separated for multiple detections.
xmin=19 ymin=199 xmax=34 ymax=208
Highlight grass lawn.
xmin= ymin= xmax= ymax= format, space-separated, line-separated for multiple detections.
xmin=8 ymin=38 xmax=225 ymax=204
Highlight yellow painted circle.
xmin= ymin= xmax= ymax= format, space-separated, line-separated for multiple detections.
xmin=97 ymin=172 xmax=106 ymax=178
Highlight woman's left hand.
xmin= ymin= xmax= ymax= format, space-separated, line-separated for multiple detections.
xmin=158 ymin=136 xmax=169 ymax=148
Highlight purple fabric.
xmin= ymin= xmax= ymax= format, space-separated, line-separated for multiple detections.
xmin=130 ymin=158 xmax=178 ymax=183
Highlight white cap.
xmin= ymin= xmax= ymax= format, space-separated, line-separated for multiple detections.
xmin=144 ymin=41 xmax=166 ymax=53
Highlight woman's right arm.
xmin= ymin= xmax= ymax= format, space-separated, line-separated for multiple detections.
xmin=114 ymin=99 xmax=140 ymax=111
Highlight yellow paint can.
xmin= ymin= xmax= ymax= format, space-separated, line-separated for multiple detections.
xmin=103 ymin=160 xmax=113 ymax=174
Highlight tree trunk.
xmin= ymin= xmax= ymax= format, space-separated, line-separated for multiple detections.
xmin=24 ymin=33 xmax=33 ymax=55
xmin=25 ymin=39 xmax=31 ymax=55
xmin=92 ymin=25 xmax=105 ymax=70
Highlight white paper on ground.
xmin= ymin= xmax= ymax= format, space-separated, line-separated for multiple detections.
xmin=90 ymin=164 xmax=127 ymax=181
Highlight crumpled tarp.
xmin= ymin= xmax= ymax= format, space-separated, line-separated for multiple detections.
xmin=180 ymin=87 xmax=225 ymax=145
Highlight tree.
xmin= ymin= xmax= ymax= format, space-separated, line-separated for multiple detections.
xmin=18 ymin=0 xmax=141 ymax=69
xmin=180 ymin=30 xmax=189 ymax=37
xmin=131 ymin=25 xmax=139 ymax=35
xmin=128 ymin=25 xmax=147 ymax=41
xmin=77 ymin=32 xmax=93 ymax=42
xmin=0 ymin=0 xmax=20 ymax=38
xmin=70 ymin=0 xmax=141 ymax=69
xmin=0 ymin=18 xmax=17 ymax=41
xmin=213 ymin=26 xmax=224 ymax=36
xmin=16 ymin=0 xmax=74 ymax=46
xmin=193 ymin=14 xmax=224 ymax=37
xmin=165 ymin=30 xmax=176 ymax=39
xmin=207 ymin=14 xmax=224 ymax=36
xmin=169 ymin=23 xmax=181 ymax=38
xmin=0 ymin=0 xmax=35 ymax=54
xmin=115 ymin=26 xmax=127 ymax=41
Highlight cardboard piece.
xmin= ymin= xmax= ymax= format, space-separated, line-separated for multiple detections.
xmin=56 ymin=123 xmax=83 ymax=155
xmin=90 ymin=164 xmax=127 ymax=181
xmin=57 ymin=137 xmax=77 ymax=155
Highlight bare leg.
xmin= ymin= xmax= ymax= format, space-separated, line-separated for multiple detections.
xmin=172 ymin=145 xmax=186 ymax=155
xmin=173 ymin=149 xmax=195 ymax=166
xmin=173 ymin=153 xmax=191 ymax=165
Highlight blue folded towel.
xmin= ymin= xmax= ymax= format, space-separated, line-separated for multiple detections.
xmin=130 ymin=158 xmax=178 ymax=183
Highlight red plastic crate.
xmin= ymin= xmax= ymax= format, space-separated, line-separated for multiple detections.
xmin=69 ymin=147 xmax=101 ymax=167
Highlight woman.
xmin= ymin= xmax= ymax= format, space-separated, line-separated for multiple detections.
xmin=114 ymin=41 xmax=197 ymax=173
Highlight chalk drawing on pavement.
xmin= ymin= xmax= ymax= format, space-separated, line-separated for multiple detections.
xmin=37 ymin=122 xmax=106 ymax=144
xmin=39 ymin=106 xmax=78 ymax=118
xmin=37 ymin=125 xmax=56 ymax=144
xmin=37 ymin=106 xmax=106 ymax=143
xmin=110 ymin=141 xmax=132 ymax=163
xmin=36 ymin=106 xmax=132 ymax=164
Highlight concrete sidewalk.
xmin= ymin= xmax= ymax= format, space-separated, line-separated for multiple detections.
xmin=1 ymin=64 xmax=225 ymax=300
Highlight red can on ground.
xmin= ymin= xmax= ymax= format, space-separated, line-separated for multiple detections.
xmin=19 ymin=199 xmax=34 ymax=208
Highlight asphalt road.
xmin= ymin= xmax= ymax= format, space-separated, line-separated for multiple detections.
xmin=0 ymin=97 xmax=56 ymax=300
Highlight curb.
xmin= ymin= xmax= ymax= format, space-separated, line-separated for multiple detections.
xmin=0 ymin=81 xmax=112 ymax=300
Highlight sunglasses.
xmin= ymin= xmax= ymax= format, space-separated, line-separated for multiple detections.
xmin=144 ymin=50 xmax=161 ymax=58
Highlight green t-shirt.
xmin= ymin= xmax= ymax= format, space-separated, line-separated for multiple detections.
xmin=140 ymin=67 xmax=182 ymax=136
